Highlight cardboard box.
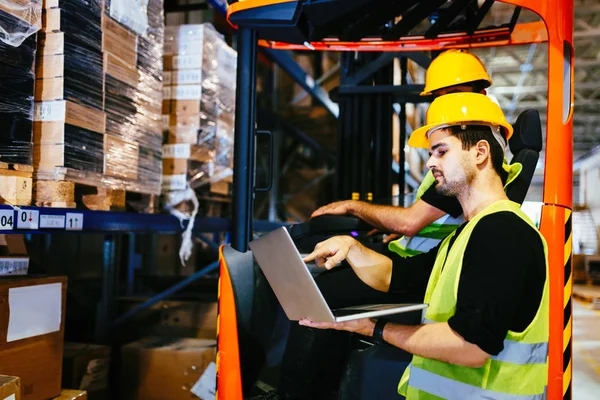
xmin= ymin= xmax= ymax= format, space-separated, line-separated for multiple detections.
xmin=0 ymin=235 xmax=30 ymax=276
xmin=170 ymin=100 xmax=201 ymax=116
xmin=102 ymin=16 xmax=137 ymax=68
xmin=0 ymin=276 xmax=67 ymax=400
xmin=0 ymin=375 xmax=20 ymax=400
xmin=33 ymin=101 xmax=106 ymax=134
xmin=34 ymin=77 xmax=64 ymax=101
xmin=62 ymin=343 xmax=109 ymax=400
xmin=42 ymin=8 xmax=61 ymax=32
xmin=52 ymin=390 xmax=87 ymax=400
xmin=120 ymin=337 xmax=216 ymax=400
xmin=38 ymin=32 xmax=64 ymax=55
xmin=35 ymin=55 xmax=64 ymax=79
xmin=103 ymin=53 xmax=139 ymax=88
xmin=104 ymin=135 xmax=139 ymax=180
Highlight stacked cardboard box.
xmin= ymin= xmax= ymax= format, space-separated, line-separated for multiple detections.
xmin=162 ymin=24 xmax=236 ymax=194
xmin=34 ymin=0 xmax=106 ymax=177
xmin=0 ymin=276 xmax=67 ymax=400
xmin=102 ymin=0 xmax=164 ymax=195
xmin=33 ymin=0 xmax=164 ymax=204
xmin=120 ymin=337 xmax=216 ymax=400
xmin=0 ymin=2 xmax=41 ymax=205
xmin=33 ymin=0 xmax=106 ymax=177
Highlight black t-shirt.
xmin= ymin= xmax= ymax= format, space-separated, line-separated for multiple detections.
xmin=388 ymin=211 xmax=546 ymax=356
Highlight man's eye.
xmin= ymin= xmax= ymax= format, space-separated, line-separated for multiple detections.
xmin=437 ymin=150 xmax=446 ymax=156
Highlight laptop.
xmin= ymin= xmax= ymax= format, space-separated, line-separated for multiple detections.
xmin=249 ymin=227 xmax=428 ymax=323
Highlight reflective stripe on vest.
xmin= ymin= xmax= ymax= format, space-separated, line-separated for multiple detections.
xmin=409 ymin=366 xmax=547 ymax=400
xmin=399 ymin=200 xmax=550 ymax=399
xmin=388 ymin=161 xmax=522 ymax=257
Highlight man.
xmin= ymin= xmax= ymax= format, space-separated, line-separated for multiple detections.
xmin=312 ymin=49 xmax=501 ymax=256
xmin=301 ymin=93 xmax=549 ymax=399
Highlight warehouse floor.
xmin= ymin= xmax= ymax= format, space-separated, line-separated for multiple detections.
xmin=573 ymin=296 xmax=600 ymax=399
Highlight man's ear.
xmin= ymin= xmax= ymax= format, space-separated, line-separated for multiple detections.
xmin=475 ymin=140 xmax=491 ymax=165
xmin=480 ymin=89 xmax=487 ymax=95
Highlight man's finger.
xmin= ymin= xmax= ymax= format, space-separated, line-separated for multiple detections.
xmin=323 ymin=249 xmax=347 ymax=269
xmin=302 ymin=246 xmax=333 ymax=263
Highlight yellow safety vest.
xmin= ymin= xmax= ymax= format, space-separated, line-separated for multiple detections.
xmin=398 ymin=200 xmax=549 ymax=399
xmin=389 ymin=161 xmax=522 ymax=257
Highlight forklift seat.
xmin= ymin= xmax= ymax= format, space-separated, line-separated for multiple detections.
xmin=507 ymin=109 xmax=543 ymax=205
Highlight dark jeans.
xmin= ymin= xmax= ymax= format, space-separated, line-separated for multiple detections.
xmin=276 ymin=259 xmax=423 ymax=400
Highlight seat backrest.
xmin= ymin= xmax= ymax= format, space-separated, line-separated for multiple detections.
xmin=220 ymin=245 xmax=279 ymax=391
xmin=507 ymin=109 xmax=543 ymax=205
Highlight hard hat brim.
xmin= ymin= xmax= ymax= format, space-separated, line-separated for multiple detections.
xmin=408 ymin=121 xmax=514 ymax=149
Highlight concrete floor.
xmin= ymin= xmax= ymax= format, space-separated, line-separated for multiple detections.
xmin=573 ymin=299 xmax=600 ymax=399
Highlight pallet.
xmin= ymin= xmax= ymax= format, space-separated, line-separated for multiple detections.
xmin=573 ymin=284 xmax=600 ymax=310
xmin=0 ymin=163 xmax=33 ymax=206
xmin=126 ymin=192 xmax=160 ymax=214
xmin=33 ymin=180 xmax=126 ymax=211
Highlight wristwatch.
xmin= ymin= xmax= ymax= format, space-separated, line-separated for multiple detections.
xmin=372 ymin=318 xmax=388 ymax=344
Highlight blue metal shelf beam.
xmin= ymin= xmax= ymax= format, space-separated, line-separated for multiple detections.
xmin=0 ymin=205 xmax=285 ymax=234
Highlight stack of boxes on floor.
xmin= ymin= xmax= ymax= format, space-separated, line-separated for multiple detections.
xmin=162 ymin=23 xmax=236 ymax=197
xmin=32 ymin=0 xmax=164 ymax=207
xmin=0 ymin=3 xmax=39 ymax=205
xmin=0 ymin=276 xmax=89 ymax=400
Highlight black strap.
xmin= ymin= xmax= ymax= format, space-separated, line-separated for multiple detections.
xmin=372 ymin=318 xmax=389 ymax=344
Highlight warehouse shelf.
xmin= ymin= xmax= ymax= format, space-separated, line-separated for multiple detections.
xmin=0 ymin=204 xmax=286 ymax=234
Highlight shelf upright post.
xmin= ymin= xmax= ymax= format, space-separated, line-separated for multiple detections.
xmin=232 ymin=28 xmax=258 ymax=252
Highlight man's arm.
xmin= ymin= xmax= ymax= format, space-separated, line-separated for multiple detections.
xmin=311 ymin=199 xmax=446 ymax=237
xmin=299 ymin=319 xmax=490 ymax=368
xmin=382 ymin=322 xmax=490 ymax=368
xmin=303 ymin=235 xmax=393 ymax=292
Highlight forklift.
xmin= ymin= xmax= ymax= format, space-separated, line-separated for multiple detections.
xmin=217 ymin=1 xmax=574 ymax=399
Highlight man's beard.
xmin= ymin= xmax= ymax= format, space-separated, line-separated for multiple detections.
xmin=433 ymin=157 xmax=476 ymax=197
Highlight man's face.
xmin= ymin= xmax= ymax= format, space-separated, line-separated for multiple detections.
xmin=431 ymin=84 xmax=479 ymax=99
xmin=425 ymin=129 xmax=477 ymax=197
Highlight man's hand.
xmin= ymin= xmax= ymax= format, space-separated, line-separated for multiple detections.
xmin=311 ymin=200 xmax=356 ymax=218
xmin=299 ymin=317 xmax=376 ymax=337
xmin=302 ymin=236 xmax=356 ymax=270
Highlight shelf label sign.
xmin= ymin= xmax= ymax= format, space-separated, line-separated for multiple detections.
xmin=40 ymin=214 xmax=65 ymax=229
xmin=17 ymin=209 xmax=39 ymax=230
xmin=0 ymin=210 xmax=14 ymax=230
xmin=66 ymin=213 xmax=84 ymax=231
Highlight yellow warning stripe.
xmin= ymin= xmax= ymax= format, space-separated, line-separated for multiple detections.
xmin=563 ymin=209 xmax=572 ymax=400
xmin=563 ymin=360 xmax=572 ymax=395
xmin=563 ymin=316 xmax=571 ymax=351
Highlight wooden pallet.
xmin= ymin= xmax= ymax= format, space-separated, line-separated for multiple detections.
xmin=33 ymin=180 xmax=126 ymax=211
xmin=573 ymin=284 xmax=600 ymax=310
xmin=0 ymin=163 xmax=33 ymax=206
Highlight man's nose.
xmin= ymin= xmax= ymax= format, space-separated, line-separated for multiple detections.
xmin=426 ymin=154 xmax=435 ymax=170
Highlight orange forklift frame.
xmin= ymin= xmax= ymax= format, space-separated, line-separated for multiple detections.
xmin=218 ymin=1 xmax=575 ymax=399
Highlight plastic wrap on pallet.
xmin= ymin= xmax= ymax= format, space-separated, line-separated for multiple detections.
xmin=33 ymin=0 xmax=106 ymax=185
xmin=99 ymin=0 xmax=163 ymax=195
xmin=163 ymin=23 xmax=237 ymax=195
xmin=0 ymin=1 xmax=42 ymax=47
xmin=0 ymin=16 xmax=36 ymax=166
xmin=107 ymin=0 xmax=148 ymax=36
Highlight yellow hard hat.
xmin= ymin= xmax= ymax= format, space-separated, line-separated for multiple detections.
xmin=408 ymin=92 xmax=513 ymax=149
xmin=421 ymin=49 xmax=492 ymax=96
